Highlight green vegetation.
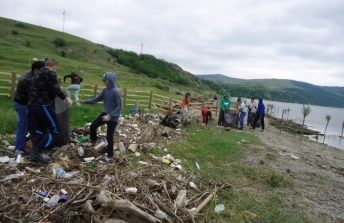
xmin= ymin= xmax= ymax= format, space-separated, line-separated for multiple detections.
xmin=154 ymin=125 xmax=318 ymax=222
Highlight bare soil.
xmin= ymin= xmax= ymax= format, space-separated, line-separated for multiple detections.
xmin=246 ymin=118 xmax=344 ymax=222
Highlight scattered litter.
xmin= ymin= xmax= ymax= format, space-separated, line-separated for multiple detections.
xmin=118 ymin=142 xmax=126 ymax=153
xmin=125 ymin=187 xmax=138 ymax=193
xmin=47 ymin=194 xmax=60 ymax=208
xmin=0 ymin=172 xmax=25 ymax=182
xmin=15 ymin=153 xmax=22 ymax=164
xmin=174 ymin=189 xmax=187 ymax=209
xmin=290 ymin=155 xmax=300 ymax=160
xmin=189 ymin=181 xmax=198 ymax=189
xmin=214 ymin=204 xmax=225 ymax=214
xmin=77 ymin=146 xmax=85 ymax=157
xmin=61 ymin=189 xmax=68 ymax=194
xmin=0 ymin=156 xmax=10 ymax=163
xmin=7 ymin=146 xmax=15 ymax=151
xmin=95 ymin=141 xmax=108 ymax=151
xmin=134 ymin=152 xmax=141 ymax=157
xmin=25 ymin=166 xmax=41 ymax=173
xmin=84 ymin=157 xmax=95 ymax=162
xmin=195 ymin=161 xmax=200 ymax=170
xmin=137 ymin=161 xmax=149 ymax=165
xmin=2 ymin=140 xmax=10 ymax=146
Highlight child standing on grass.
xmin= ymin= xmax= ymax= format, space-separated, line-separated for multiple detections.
xmin=80 ymin=72 xmax=122 ymax=162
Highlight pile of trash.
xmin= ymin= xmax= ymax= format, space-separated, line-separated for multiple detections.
xmin=0 ymin=113 xmax=229 ymax=222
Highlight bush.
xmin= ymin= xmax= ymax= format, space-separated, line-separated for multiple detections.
xmin=53 ymin=38 xmax=66 ymax=47
xmin=15 ymin=22 xmax=27 ymax=28
xmin=11 ymin=30 xmax=18 ymax=35
xmin=61 ymin=51 xmax=66 ymax=57
xmin=267 ymin=172 xmax=285 ymax=188
xmin=25 ymin=40 xmax=31 ymax=47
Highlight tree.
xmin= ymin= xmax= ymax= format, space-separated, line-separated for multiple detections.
xmin=341 ymin=121 xmax=344 ymax=138
xmin=323 ymin=115 xmax=331 ymax=143
xmin=301 ymin=104 xmax=311 ymax=126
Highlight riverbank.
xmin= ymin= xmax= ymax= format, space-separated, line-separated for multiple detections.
xmin=248 ymin=118 xmax=344 ymax=222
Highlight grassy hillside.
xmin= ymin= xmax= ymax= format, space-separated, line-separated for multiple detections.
xmin=198 ymin=74 xmax=344 ymax=107
xmin=0 ymin=16 xmax=210 ymax=98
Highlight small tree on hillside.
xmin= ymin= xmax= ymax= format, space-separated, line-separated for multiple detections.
xmin=341 ymin=121 xmax=344 ymax=138
xmin=301 ymin=104 xmax=311 ymax=126
xmin=323 ymin=115 xmax=332 ymax=144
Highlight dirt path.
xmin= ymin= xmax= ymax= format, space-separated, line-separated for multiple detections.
xmin=248 ymin=119 xmax=344 ymax=222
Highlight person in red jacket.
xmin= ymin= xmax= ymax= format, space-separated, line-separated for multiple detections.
xmin=201 ymin=107 xmax=212 ymax=125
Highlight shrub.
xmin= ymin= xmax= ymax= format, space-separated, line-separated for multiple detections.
xmin=25 ymin=40 xmax=31 ymax=47
xmin=11 ymin=30 xmax=18 ymax=35
xmin=15 ymin=22 xmax=26 ymax=28
xmin=53 ymin=38 xmax=66 ymax=47
xmin=61 ymin=51 xmax=66 ymax=57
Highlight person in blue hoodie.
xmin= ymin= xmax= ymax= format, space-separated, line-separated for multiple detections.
xmin=81 ymin=72 xmax=122 ymax=162
xmin=253 ymin=98 xmax=265 ymax=131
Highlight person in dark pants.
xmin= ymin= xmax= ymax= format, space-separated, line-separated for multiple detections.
xmin=29 ymin=59 xmax=73 ymax=163
xmin=81 ymin=72 xmax=122 ymax=162
xmin=14 ymin=61 xmax=45 ymax=156
xmin=218 ymin=95 xmax=231 ymax=126
xmin=253 ymin=98 xmax=265 ymax=131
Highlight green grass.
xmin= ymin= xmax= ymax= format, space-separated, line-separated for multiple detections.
xmin=156 ymin=125 xmax=319 ymax=223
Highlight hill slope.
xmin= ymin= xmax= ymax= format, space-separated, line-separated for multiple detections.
xmin=0 ymin=16 xmax=208 ymax=97
xmin=198 ymin=74 xmax=344 ymax=107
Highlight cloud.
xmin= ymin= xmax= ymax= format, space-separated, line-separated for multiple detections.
xmin=1 ymin=0 xmax=344 ymax=86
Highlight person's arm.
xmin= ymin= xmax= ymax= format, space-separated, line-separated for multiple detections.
xmin=63 ymin=74 xmax=71 ymax=83
xmin=109 ymin=91 xmax=122 ymax=121
xmin=79 ymin=75 xmax=83 ymax=83
xmin=83 ymin=90 xmax=105 ymax=104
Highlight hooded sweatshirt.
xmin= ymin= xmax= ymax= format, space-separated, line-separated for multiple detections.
xmin=256 ymin=98 xmax=265 ymax=115
xmin=84 ymin=72 xmax=122 ymax=121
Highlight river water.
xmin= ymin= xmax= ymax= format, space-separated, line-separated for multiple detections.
xmin=265 ymin=100 xmax=344 ymax=150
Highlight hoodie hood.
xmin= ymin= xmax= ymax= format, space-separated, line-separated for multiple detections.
xmin=259 ymin=98 xmax=263 ymax=103
xmin=104 ymin=72 xmax=117 ymax=89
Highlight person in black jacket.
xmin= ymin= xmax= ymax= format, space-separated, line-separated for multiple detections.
xmin=29 ymin=59 xmax=73 ymax=163
xmin=63 ymin=72 xmax=83 ymax=105
xmin=13 ymin=61 xmax=45 ymax=156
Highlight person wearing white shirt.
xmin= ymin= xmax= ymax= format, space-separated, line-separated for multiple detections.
xmin=239 ymin=99 xmax=248 ymax=130
xmin=247 ymin=97 xmax=257 ymax=126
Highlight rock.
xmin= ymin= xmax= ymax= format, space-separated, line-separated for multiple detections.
xmin=240 ymin=139 xmax=249 ymax=144
xmin=0 ymin=156 xmax=10 ymax=163
xmin=161 ymin=127 xmax=171 ymax=137
xmin=154 ymin=209 xmax=172 ymax=223
xmin=2 ymin=140 xmax=10 ymax=146
xmin=128 ymin=144 xmax=139 ymax=152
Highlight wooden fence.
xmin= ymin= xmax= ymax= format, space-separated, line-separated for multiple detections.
xmin=0 ymin=71 xmax=219 ymax=115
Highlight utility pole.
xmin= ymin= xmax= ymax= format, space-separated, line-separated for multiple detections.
xmin=140 ymin=43 xmax=144 ymax=55
xmin=62 ymin=10 xmax=66 ymax=32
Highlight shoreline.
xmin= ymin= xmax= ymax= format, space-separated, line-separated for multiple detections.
xmin=250 ymin=118 xmax=344 ymax=222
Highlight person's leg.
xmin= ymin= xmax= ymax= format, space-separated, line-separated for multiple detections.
xmin=247 ymin=112 xmax=251 ymax=126
xmin=218 ymin=109 xmax=224 ymax=126
xmin=106 ymin=121 xmax=117 ymax=158
xmin=261 ymin=115 xmax=265 ymax=130
xmin=239 ymin=112 xmax=245 ymax=129
xmin=252 ymin=114 xmax=259 ymax=129
xmin=90 ymin=112 xmax=107 ymax=142
xmin=35 ymin=105 xmax=60 ymax=151
xmin=14 ymin=102 xmax=29 ymax=154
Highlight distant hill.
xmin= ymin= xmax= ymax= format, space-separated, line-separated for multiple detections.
xmin=197 ymin=74 xmax=344 ymax=108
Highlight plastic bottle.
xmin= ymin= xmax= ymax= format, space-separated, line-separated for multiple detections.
xmin=47 ymin=194 xmax=60 ymax=208
xmin=55 ymin=167 xmax=66 ymax=177
xmin=77 ymin=146 xmax=84 ymax=157
xmin=95 ymin=141 xmax=108 ymax=151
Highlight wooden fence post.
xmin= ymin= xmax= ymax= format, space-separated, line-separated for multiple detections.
xmin=215 ymin=101 xmax=218 ymax=116
xmin=93 ymin=84 xmax=98 ymax=97
xmin=169 ymin=96 xmax=172 ymax=113
xmin=123 ymin=88 xmax=127 ymax=106
xmin=148 ymin=90 xmax=153 ymax=109
xmin=10 ymin=72 xmax=16 ymax=99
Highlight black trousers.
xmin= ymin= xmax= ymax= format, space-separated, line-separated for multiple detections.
xmin=218 ymin=109 xmax=225 ymax=126
xmin=253 ymin=114 xmax=265 ymax=130
xmin=90 ymin=112 xmax=117 ymax=158
xmin=29 ymin=104 xmax=60 ymax=153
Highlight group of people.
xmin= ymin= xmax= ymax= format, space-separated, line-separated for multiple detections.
xmin=216 ymin=95 xmax=265 ymax=131
xmin=14 ymin=59 xmax=122 ymax=163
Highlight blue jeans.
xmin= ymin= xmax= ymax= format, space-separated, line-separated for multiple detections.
xmin=239 ymin=112 xmax=246 ymax=129
xmin=15 ymin=102 xmax=28 ymax=151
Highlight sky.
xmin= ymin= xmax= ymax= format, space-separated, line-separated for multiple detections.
xmin=1 ymin=0 xmax=344 ymax=86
